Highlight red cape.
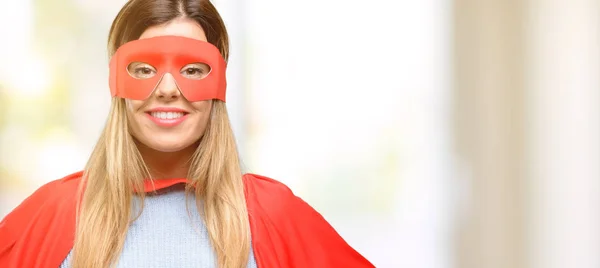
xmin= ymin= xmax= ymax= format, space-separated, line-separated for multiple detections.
xmin=0 ymin=171 xmax=374 ymax=268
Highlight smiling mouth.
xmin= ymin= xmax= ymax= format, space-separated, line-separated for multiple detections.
xmin=148 ymin=111 xmax=187 ymax=119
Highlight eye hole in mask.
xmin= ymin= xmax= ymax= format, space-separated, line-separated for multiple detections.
xmin=126 ymin=62 xmax=212 ymax=80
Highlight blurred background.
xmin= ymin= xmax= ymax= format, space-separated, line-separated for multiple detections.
xmin=0 ymin=0 xmax=598 ymax=267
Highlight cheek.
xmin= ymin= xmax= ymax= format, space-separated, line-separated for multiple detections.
xmin=126 ymin=99 xmax=145 ymax=112
xmin=125 ymin=100 xmax=146 ymax=135
xmin=191 ymin=100 xmax=212 ymax=113
xmin=190 ymin=101 xmax=212 ymax=131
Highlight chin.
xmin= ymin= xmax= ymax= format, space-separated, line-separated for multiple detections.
xmin=141 ymin=135 xmax=197 ymax=152
xmin=149 ymin=142 xmax=195 ymax=153
xmin=150 ymin=145 xmax=187 ymax=153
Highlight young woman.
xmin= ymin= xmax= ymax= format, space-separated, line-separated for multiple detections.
xmin=0 ymin=0 xmax=374 ymax=268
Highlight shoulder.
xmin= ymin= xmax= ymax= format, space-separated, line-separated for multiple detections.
xmin=3 ymin=170 xmax=83 ymax=216
xmin=242 ymin=173 xmax=295 ymax=198
xmin=242 ymin=173 xmax=324 ymax=224
xmin=242 ymin=173 xmax=297 ymax=214
xmin=28 ymin=170 xmax=83 ymax=197
xmin=0 ymin=171 xmax=83 ymax=242
xmin=0 ymin=171 xmax=83 ymax=266
xmin=17 ymin=171 xmax=83 ymax=208
xmin=242 ymin=173 xmax=376 ymax=267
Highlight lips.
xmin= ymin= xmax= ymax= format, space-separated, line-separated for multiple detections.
xmin=145 ymin=107 xmax=190 ymax=127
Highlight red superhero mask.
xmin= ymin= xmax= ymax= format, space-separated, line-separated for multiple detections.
xmin=109 ymin=35 xmax=227 ymax=102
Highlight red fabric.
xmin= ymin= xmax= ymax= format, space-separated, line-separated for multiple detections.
xmin=0 ymin=171 xmax=374 ymax=268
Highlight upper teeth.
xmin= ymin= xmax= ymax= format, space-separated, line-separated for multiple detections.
xmin=151 ymin=112 xmax=184 ymax=119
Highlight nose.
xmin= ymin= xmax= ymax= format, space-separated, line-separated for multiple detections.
xmin=153 ymin=73 xmax=182 ymax=100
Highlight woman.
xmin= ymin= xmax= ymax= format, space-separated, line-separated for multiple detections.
xmin=0 ymin=0 xmax=374 ymax=268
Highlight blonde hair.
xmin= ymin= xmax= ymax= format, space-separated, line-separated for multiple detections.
xmin=71 ymin=1 xmax=250 ymax=267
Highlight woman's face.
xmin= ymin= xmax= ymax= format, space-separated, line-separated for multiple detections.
xmin=126 ymin=18 xmax=213 ymax=153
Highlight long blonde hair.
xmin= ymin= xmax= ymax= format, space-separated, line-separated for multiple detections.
xmin=71 ymin=1 xmax=251 ymax=267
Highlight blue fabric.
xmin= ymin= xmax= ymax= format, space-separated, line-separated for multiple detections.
xmin=60 ymin=186 xmax=257 ymax=268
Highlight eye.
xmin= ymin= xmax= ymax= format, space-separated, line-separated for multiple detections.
xmin=180 ymin=63 xmax=211 ymax=80
xmin=185 ymin=68 xmax=202 ymax=75
xmin=127 ymin=62 xmax=157 ymax=79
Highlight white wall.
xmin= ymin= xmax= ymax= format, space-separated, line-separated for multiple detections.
xmin=526 ymin=0 xmax=600 ymax=267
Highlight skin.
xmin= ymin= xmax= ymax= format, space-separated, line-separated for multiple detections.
xmin=126 ymin=17 xmax=212 ymax=179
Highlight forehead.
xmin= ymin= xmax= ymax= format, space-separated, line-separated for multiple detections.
xmin=139 ymin=17 xmax=208 ymax=42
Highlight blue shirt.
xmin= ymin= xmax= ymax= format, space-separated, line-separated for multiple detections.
xmin=60 ymin=185 xmax=257 ymax=268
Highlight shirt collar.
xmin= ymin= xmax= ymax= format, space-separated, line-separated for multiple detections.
xmin=141 ymin=178 xmax=189 ymax=192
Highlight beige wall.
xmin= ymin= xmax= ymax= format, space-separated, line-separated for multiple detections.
xmin=453 ymin=0 xmax=527 ymax=267
xmin=454 ymin=0 xmax=600 ymax=267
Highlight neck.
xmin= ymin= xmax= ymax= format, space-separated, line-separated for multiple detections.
xmin=136 ymin=141 xmax=199 ymax=179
